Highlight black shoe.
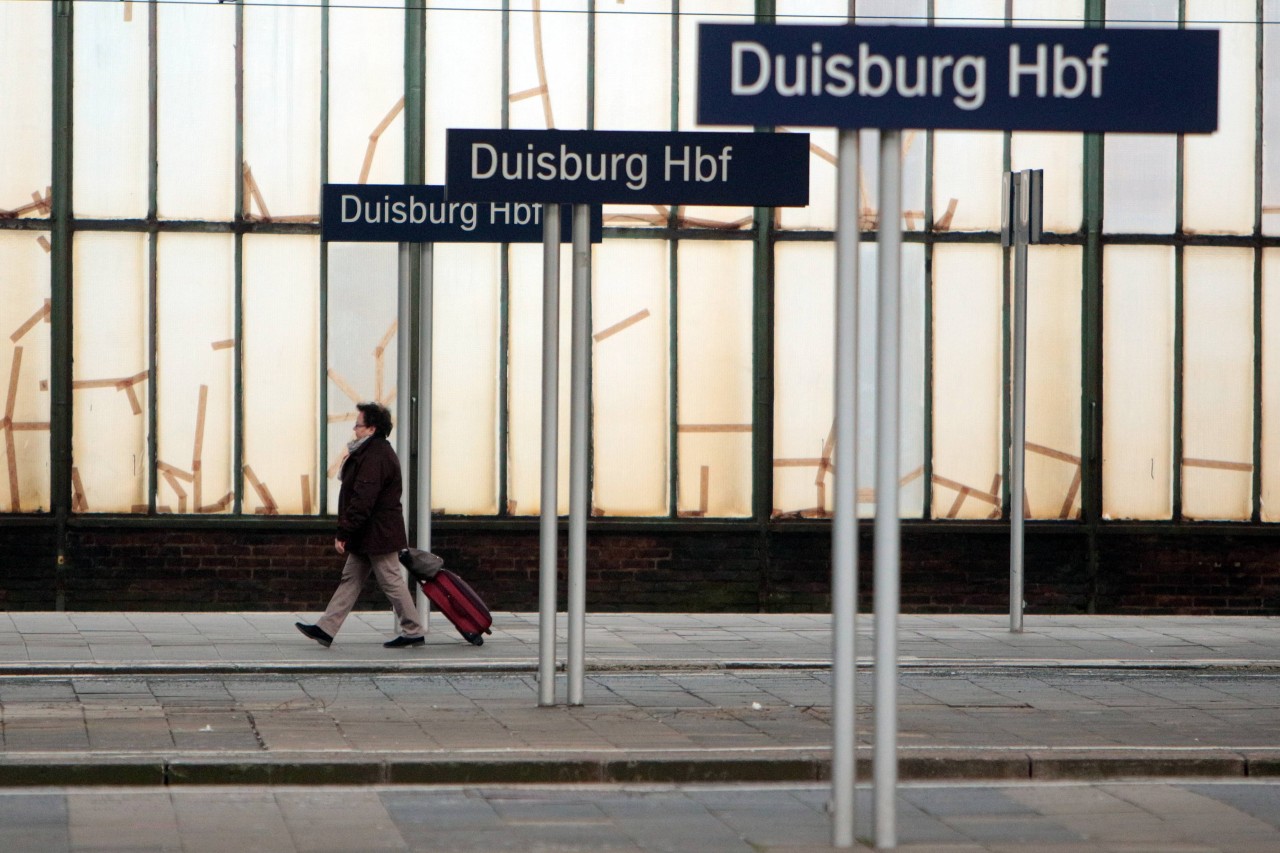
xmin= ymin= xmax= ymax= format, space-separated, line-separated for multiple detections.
xmin=384 ymin=634 xmax=425 ymax=648
xmin=295 ymin=622 xmax=333 ymax=648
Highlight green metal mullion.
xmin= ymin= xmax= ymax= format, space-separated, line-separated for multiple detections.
xmin=1253 ymin=0 xmax=1264 ymax=522
xmin=318 ymin=0 xmax=329 ymax=516
xmin=51 ymin=0 xmax=73 ymax=599
xmin=405 ymin=0 xmax=425 ymax=537
xmin=1082 ymin=0 xmax=1103 ymax=598
xmin=497 ymin=1 xmax=510 ymax=515
xmin=752 ymin=0 xmax=774 ymax=525
xmin=1172 ymin=0 xmax=1186 ymax=521
xmin=147 ymin=0 xmax=159 ymax=514
xmin=232 ymin=0 xmax=245 ymax=515
xmin=923 ymin=0 xmax=935 ymax=518
xmin=668 ymin=1 xmax=679 ymax=518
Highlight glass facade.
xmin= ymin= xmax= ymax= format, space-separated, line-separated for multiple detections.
xmin=1 ymin=1 xmax=1275 ymax=526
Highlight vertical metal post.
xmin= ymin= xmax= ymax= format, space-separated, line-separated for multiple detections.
xmin=539 ymin=205 xmax=561 ymax=707
xmin=1010 ymin=171 xmax=1032 ymax=634
xmin=396 ymin=244 xmax=414 ymax=633
xmin=874 ymin=128 xmax=902 ymax=851
xmin=831 ymin=127 xmax=860 ymax=850
xmin=416 ymin=242 xmax=433 ymax=629
xmin=567 ymin=204 xmax=591 ymax=706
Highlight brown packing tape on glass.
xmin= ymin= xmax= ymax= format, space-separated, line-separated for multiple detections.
xmin=242 ymin=163 xmax=271 ymax=220
xmin=934 ymin=197 xmax=959 ymax=231
xmin=678 ymin=424 xmax=751 ymax=433
xmin=10 ymin=300 xmax=52 ymax=344
xmin=5 ymin=346 xmax=21 ymax=420
xmin=242 ymin=464 xmax=278 ymax=514
xmin=71 ymin=466 xmax=87 ymax=512
xmin=593 ymin=309 xmax=650 ymax=343
xmin=199 ymin=493 xmax=232 ymax=513
xmin=358 ymin=98 xmax=406 ymax=185
xmin=1182 ymin=457 xmax=1253 ymax=473
xmin=374 ymin=320 xmax=396 ymax=402
xmin=327 ymin=368 xmax=362 ymax=405
xmin=192 ymin=384 xmax=208 ymax=509
xmin=4 ymin=424 xmax=17 ymax=511
xmin=301 ymin=474 xmax=312 ymax=515
xmin=531 ymin=0 xmax=556 ymax=128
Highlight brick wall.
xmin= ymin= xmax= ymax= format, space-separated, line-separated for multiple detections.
xmin=0 ymin=522 xmax=1277 ymax=613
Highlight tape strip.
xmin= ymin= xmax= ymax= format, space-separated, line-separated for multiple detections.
xmin=301 ymin=474 xmax=312 ymax=515
xmin=530 ymin=0 xmax=556 ymax=128
xmin=593 ymin=309 xmax=650 ymax=343
xmin=1183 ymin=457 xmax=1252 ymax=473
xmin=192 ymin=384 xmax=208 ymax=510
xmin=71 ymin=466 xmax=86 ymax=512
xmin=5 ymin=346 xmax=21 ymax=420
xmin=358 ymin=98 xmax=406 ymax=185
xmin=935 ymin=197 xmax=959 ymax=231
xmin=678 ymin=424 xmax=751 ymax=433
xmin=10 ymin=300 xmax=51 ymax=344
xmin=242 ymin=464 xmax=278 ymax=514
xmin=211 ymin=339 xmax=234 ymax=351
xmin=327 ymin=368 xmax=362 ymax=405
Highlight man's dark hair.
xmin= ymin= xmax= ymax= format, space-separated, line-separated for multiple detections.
xmin=357 ymin=402 xmax=393 ymax=439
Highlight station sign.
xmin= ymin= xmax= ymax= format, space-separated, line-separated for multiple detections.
xmin=697 ymin=23 xmax=1219 ymax=133
xmin=445 ymin=128 xmax=810 ymax=206
xmin=321 ymin=184 xmax=602 ymax=243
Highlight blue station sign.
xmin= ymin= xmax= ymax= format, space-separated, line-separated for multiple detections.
xmin=697 ymin=24 xmax=1219 ymax=133
xmin=445 ymin=129 xmax=810 ymax=206
xmin=321 ymin=184 xmax=602 ymax=243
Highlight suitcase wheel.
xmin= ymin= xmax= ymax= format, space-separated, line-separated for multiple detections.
xmin=461 ymin=631 xmax=484 ymax=647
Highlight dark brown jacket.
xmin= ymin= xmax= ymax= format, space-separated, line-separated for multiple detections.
xmin=336 ymin=436 xmax=408 ymax=555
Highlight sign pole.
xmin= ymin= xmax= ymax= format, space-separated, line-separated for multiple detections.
xmin=539 ymin=206 xmax=562 ymax=707
xmin=831 ymin=127 xmax=860 ymax=850
xmin=396 ymin=243 xmax=415 ymax=632
xmin=417 ymin=243 xmax=433 ymax=629
xmin=567 ymin=203 xmax=591 ymax=706
xmin=1010 ymin=174 xmax=1028 ymax=634
xmin=873 ymin=128 xmax=902 ymax=850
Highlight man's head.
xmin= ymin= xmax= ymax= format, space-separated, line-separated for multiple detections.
xmin=355 ymin=402 xmax=393 ymax=439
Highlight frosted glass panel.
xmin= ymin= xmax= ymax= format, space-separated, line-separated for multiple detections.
xmin=243 ymin=236 xmax=319 ymax=515
xmin=1012 ymin=0 xmax=1082 ymax=22
xmin=932 ymin=244 xmax=1002 ymax=519
xmin=1104 ymin=0 xmax=1177 ymax=235
xmin=243 ymin=0 xmax=321 ymax=221
xmin=774 ymin=241 xmax=926 ymax=518
xmin=933 ymin=132 xmax=1003 ymax=232
xmin=73 ymin=2 xmax=148 ymax=218
xmin=0 ymin=2 xmax=50 ymax=215
xmin=1024 ymin=246 xmax=1082 ymax=519
xmin=1263 ymin=0 xmax=1280 ymax=234
xmin=596 ymin=2 xmax=670 ymax=130
xmin=509 ymin=0 xmax=588 ymax=130
xmin=508 ymin=243 xmax=572 ymax=516
xmin=1184 ymin=5 xmax=1255 ymax=235
xmin=157 ymin=235 xmax=235 ymax=514
xmin=1103 ymin=135 xmax=1177 ymax=234
xmin=72 ymin=233 xmax=149 ymax=513
xmin=157 ymin=0 xmax=235 ymax=220
xmin=0 ymin=232 xmax=52 ymax=513
xmin=597 ymin=3 xmax=673 ymax=227
xmin=432 ymin=244 xmax=501 ymax=515
xmin=329 ymin=0 xmax=403 ymax=185
xmin=678 ymin=0 xmax=754 ymax=228
xmin=425 ymin=6 xmax=503 ymax=183
xmin=1263 ymin=250 xmax=1280 ymax=520
xmin=326 ymin=243 xmax=399 ymax=513
xmin=1102 ymin=246 xmax=1174 ymax=520
xmin=1012 ymin=134 xmax=1082 ymax=233
xmin=935 ymin=0 xmax=1003 ymax=27
xmin=593 ymin=241 xmax=669 ymax=516
xmin=1182 ymin=247 xmax=1254 ymax=520
xmin=677 ymin=241 xmax=753 ymax=517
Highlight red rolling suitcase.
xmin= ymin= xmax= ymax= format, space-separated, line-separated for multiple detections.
xmin=399 ymin=549 xmax=493 ymax=646
xmin=420 ymin=569 xmax=493 ymax=646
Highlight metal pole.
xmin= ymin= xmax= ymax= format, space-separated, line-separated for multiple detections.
xmin=416 ymin=242 xmax=433 ymax=630
xmin=1010 ymin=174 xmax=1029 ymax=634
xmin=567 ymin=204 xmax=591 ymax=706
xmin=874 ymin=129 xmax=902 ymax=851
xmin=831 ymin=127 xmax=860 ymax=850
xmin=539 ymin=205 xmax=562 ymax=707
xmin=396 ymin=243 xmax=413 ymax=634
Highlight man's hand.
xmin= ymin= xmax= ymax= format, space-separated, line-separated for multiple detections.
xmin=334 ymin=538 xmax=346 ymax=555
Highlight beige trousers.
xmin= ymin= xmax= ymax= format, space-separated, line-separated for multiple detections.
xmin=317 ymin=551 xmax=423 ymax=639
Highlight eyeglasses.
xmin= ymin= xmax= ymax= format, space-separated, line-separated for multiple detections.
xmin=353 ymin=421 xmax=371 ymax=432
